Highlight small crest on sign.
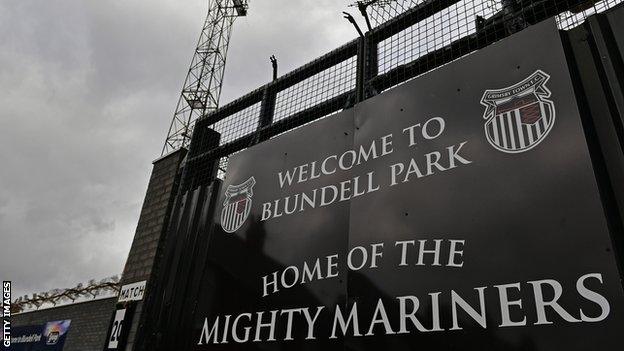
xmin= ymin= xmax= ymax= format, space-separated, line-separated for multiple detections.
xmin=220 ymin=176 xmax=256 ymax=233
xmin=480 ymin=70 xmax=556 ymax=153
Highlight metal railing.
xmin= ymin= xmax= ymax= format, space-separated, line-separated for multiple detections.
xmin=182 ymin=0 xmax=623 ymax=190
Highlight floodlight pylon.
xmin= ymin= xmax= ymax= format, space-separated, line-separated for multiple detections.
xmin=162 ymin=0 xmax=249 ymax=155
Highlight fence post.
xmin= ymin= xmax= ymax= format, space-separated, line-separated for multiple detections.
xmin=364 ymin=34 xmax=379 ymax=99
xmin=356 ymin=34 xmax=379 ymax=103
xmin=257 ymin=85 xmax=277 ymax=142
xmin=355 ymin=38 xmax=366 ymax=103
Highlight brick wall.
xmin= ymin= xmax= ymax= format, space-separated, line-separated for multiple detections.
xmin=117 ymin=149 xmax=186 ymax=351
xmin=120 ymin=149 xmax=186 ymax=285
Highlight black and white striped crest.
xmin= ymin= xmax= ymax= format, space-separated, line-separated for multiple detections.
xmin=220 ymin=176 xmax=256 ymax=233
xmin=481 ymin=70 xmax=555 ymax=153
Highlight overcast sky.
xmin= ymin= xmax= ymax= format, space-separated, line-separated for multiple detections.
xmin=0 ymin=0 xmax=362 ymax=299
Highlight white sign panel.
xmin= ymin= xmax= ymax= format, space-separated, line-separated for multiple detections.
xmin=117 ymin=280 xmax=146 ymax=302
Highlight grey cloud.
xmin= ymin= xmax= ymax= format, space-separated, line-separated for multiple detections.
xmin=0 ymin=0 xmax=358 ymax=298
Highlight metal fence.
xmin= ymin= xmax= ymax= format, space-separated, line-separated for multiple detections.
xmin=182 ymin=0 xmax=622 ymax=190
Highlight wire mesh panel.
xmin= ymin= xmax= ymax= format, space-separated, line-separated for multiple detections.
xmin=377 ymin=0 xmax=498 ymax=75
xmin=367 ymin=0 xmax=425 ymax=27
xmin=216 ymin=156 xmax=229 ymax=179
xmin=273 ymin=56 xmax=358 ymax=122
xmin=557 ymin=0 xmax=622 ymax=28
xmin=367 ymin=0 xmax=622 ymax=29
xmin=207 ymin=101 xmax=262 ymax=145
xmin=270 ymin=110 xmax=347 ymax=141
xmin=204 ymin=101 xmax=262 ymax=180
xmin=181 ymin=0 xmax=624 ymax=190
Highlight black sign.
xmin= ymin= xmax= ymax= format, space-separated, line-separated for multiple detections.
xmin=104 ymin=304 xmax=135 ymax=351
xmin=197 ymin=19 xmax=624 ymax=350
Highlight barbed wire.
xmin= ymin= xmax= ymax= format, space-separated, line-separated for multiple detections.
xmin=11 ymin=275 xmax=121 ymax=314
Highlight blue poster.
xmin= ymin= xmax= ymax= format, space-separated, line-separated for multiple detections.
xmin=6 ymin=320 xmax=71 ymax=351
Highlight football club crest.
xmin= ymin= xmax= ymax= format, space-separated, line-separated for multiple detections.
xmin=47 ymin=331 xmax=60 ymax=345
xmin=220 ymin=176 xmax=256 ymax=233
xmin=43 ymin=320 xmax=71 ymax=346
xmin=480 ymin=70 xmax=555 ymax=153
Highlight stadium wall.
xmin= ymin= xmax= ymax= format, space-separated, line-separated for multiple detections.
xmin=11 ymin=297 xmax=116 ymax=351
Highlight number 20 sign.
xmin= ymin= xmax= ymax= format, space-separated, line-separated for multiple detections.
xmin=107 ymin=308 xmax=126 ymax=349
